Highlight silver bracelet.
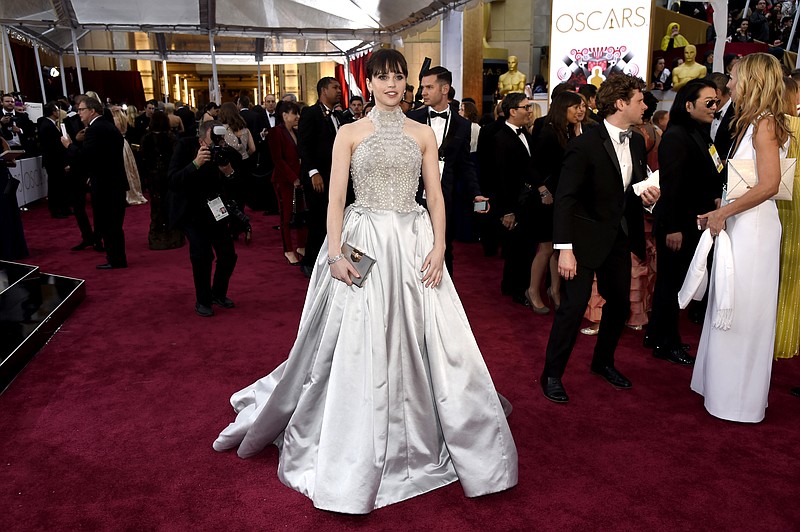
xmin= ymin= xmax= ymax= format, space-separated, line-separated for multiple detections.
xmin=327 ymin=253 xmax=345 ymax=265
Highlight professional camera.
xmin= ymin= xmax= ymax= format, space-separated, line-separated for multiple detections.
xmin=209 ymin=125 xmax=232 ymax=166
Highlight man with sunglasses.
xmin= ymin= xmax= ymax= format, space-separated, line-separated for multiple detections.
xmin=645 ymin=79 xmax=723 ymax=366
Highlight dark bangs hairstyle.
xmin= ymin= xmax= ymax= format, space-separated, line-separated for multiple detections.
xmin=668 ymin=78 xmax=717 ymax=129
xmin=545 ymin=91 xmax=584 ymax=148
xmin=595 ymin=74 xmax=646 ymax=119
xmin=366 ymin=48 xmax=409 ymax=79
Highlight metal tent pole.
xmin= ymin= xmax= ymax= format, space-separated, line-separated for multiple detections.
xmin=58 ymin=54 xmax=68 ymax=96
xmin=4 ymin=29 xmax=21 ymax=93
xmin=1 ymin=27 xmax=8 ymax=93
xmin=70 ymin=29 xmax=84 ymax=94
xmin=34 ymin=44 xmax=47 ymax=102
xmin=210 ymin=32 xmax=220 ymax=104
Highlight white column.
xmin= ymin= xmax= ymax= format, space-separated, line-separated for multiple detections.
xmin=1 ymin=27 xmax=8 ymax=93
xmin=70 ymin=29 xmax=84 ymax=94
xmin=709 ymin=0 xmax=728 ymax=73
xmin=4 ymin=29 xmax=20 ymax=93
xmin=34 ymin=45 xmax=47 ymax=103
xmin=162 ymin=60 xmax=169 ymax=102
xmin=210 ymin=32 xmax=220 ymax=104
xmin=257 ymin=60 xmax=262 ymax=104
xmin=58 ymin=54 xmax=68 ymax=96
xmin=440 ymin=8 xmax=463 ymax=103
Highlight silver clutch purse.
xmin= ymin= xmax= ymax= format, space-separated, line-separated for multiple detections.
xmin=342 ymin=243 xmax=376 ymax=288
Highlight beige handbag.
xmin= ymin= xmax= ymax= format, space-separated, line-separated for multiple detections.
xmin=726 ymin=158 xmax=796 ymax=201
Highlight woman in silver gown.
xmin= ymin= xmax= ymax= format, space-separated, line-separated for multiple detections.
xmin=213 ymin=49 xmax=518 ymax=514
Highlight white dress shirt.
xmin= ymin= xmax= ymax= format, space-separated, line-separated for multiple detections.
xmin=504 ymin=121 xmax=530 ymax=155
xmin=428 ymin=107 xmax=450 ymax=148
xmin=710 ymin=98 xmax=731 ymax=141
xmin=603 ymin=119 xmax=634 ymax=191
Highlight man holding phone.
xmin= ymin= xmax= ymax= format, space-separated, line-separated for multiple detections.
xmin=408 ymin=66 xmax=489 ymax=276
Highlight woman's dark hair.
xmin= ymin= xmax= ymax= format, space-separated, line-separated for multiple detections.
xmin=642 ymin=91 xmax=660 ymax=122
xmin=275 ymin=101 xmax=300 ymax=126
xmin=703 ymin=50 xmax=715 ymax=65
xmin=149 ymin=110 xmax=171 ymax=133
xmin=204 ymin=102 xmax=219 ymax=113
xmin=218 ymin=101 xmax=246 ymax=132
xmin=366 ymin=48 xmax=409 ymax=79
xmin=460 ymin=101 xmax=479 ymax=123
xmin=668 ymin=79 xmax=718 ymax=128
xmin=545 ymin=91 xmax=584 ymax=148
xmin=532 ymin=74 xmax=546 ymax=88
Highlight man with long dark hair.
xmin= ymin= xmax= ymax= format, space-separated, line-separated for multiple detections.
xmin=646 ymin=79 xmax=722 ymax=365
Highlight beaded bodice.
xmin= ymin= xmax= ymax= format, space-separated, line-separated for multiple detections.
xmin=351 ymin=107 xmax=423 ymax=212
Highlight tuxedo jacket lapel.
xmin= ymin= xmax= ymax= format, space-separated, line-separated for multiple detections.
xmin=601 ymin=133 xmax=623 ymax=181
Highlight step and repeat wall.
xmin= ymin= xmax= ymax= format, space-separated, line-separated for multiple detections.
xmin=549 ymin=0 xmax=654 ymax=91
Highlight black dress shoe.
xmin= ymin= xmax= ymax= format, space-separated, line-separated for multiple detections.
xmin=300 ymin=264 xmax=313 ymax=279
xmin=71 ymin=241 xmax=93 ymax=251
xmin=195 ymin=303 xmax=214 ymax=317
xmin=212 ymin=296 xmax=235 ymax=309
xmin=644 ymin=333 xmax=689 ymax=351
xmin=541 ymin=377 xmax=569 ymax=403
xmin=653 ymin=346 xmax=695 ymax=365
xmin=96 ymin=263 xmax=127 ymax=270
xmin=790 ymin=387 xmax=800 ymax=397
xmin=591 ymin=365 xmax=632 ymax=389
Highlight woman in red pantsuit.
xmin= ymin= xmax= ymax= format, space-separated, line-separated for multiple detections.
xmin=268 ymin=101 xmax=307 ymax=265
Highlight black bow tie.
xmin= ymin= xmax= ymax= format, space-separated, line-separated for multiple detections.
xmin=268 ymin=113 xmax=275 ymax=117
xmin=429 ymin=110 xmax=448 ymax=120
xmin=618 ymin=130 xmax=633 ymax=143
xmin=714 ymin=111 xmax=722 ymax=120
xmin=516 ymin=127 xmax=525 ymax=136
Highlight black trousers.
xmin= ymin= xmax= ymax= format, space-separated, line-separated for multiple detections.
xmin=184 ymin=222 xmax=237 ymax=306
xmin=646 ymin=228 xmax=700 ymax=349
xmin=500 ymin=220 xmax=535 ymax=297
xmin=92 ymin=191 xmax=127 ymax=266
xmin=300 ymin=180 xmax=328 ymax=269
xmin=45 ymin=165 xmax=70 ymax=216
xmin=67 ymin=173 xmax=94 ymax=243
xmin=542 ymin=231 xmax=631 ymax=379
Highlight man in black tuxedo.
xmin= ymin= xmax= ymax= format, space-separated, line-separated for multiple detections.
xmin=264 ymin=94 xmax=278 ymax=129
xmin=175 ymin=101 xmax=197 ymax=138
xmin=62 ymin=94 xmax=98 ymax=250
xmin=646 ymin=79 xmax=722 ymax=366
xmin=476 ymin=107 xmax=506 ymax=257
xmin=297 ymin=77 xmax=352 ymax=277
xmin=132 ymin=99 xmax=157 ymax=145
xmin=408 ymin=66 xmax=488 ymax=275
xmin=63 ymin=96 xmax=129 ymax=269
xmin=541 ymin=74 xmax=660 ymax=403
xmin=707 ymin=72 xmax=735 ymax=163
xmin=38 ymin=101 xmax=71 ymax=218
xmin=490 ymin=93 xmax=537 ymax=305
xmin=1 ymin=94 xmax=35 ymax=155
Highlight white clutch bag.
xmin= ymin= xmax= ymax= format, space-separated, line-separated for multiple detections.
xmin=726 ymin=158 xmax=796 ymax=201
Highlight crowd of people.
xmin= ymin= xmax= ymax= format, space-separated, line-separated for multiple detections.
xmin=3 ymin=32 xmax=800 ymax=513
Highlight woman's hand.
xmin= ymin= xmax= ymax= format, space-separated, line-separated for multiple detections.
xmin=329 ymin=257 xmax=359 ymax=286
xmin=421 ymin=246 xmax=445 ymax=288
xmin=698 ymin=208 xmax=727 ymax=237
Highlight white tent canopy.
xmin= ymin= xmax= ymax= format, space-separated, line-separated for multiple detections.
xmin=0 ymin=0 xmax=477 ymax=65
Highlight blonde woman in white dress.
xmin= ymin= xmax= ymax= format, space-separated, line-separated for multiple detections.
xmin=693 ymin=53 xmax=790 ymax=423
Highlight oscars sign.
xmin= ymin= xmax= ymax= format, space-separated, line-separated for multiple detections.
xmin=549 ymin=0 xmax=653 ymax=93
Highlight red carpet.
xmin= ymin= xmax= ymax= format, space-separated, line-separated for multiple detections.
xmin=2 ymin=199 xmax=799 ymax=530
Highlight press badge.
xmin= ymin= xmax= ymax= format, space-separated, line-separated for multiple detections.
xmin=207 ymin=197 xmax=229 ymax=221
xmin=709 ymin=145 xmax=724 ymax=173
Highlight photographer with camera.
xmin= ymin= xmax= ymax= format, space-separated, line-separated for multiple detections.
xmin=168 ymin=120 xmax=246 ymax=317
xmin=1 ymin=94 xmax=34 ymax=156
